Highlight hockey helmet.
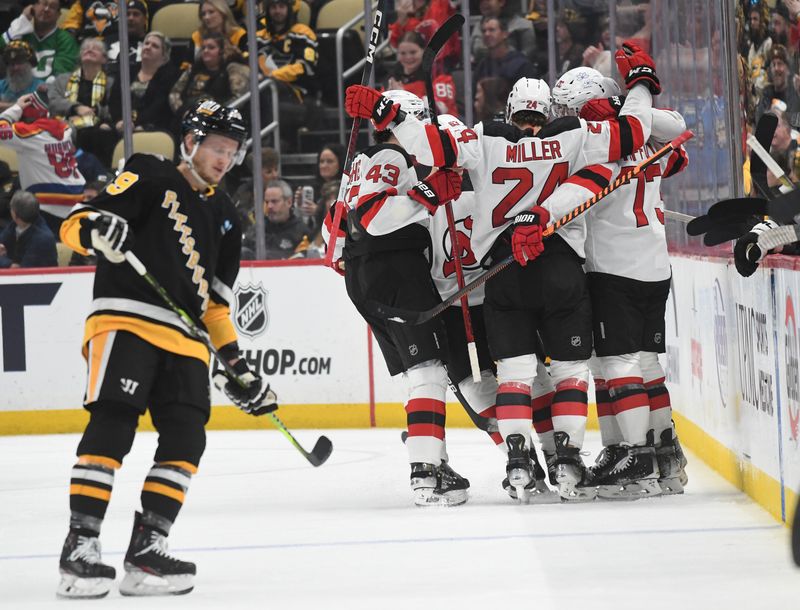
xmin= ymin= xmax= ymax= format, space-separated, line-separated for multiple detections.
xmin=181 ymin=99 xmax=248 ymax=167
xmin=505 ymin=78 xmax=551 ymax=124
xmin=381 ymin=89 xmax=429 ymax=126
xmin=551 ymin=67 xmax=620 ymax=118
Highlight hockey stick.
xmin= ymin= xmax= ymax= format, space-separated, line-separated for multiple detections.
xmin=749 ymin=222 xmax=800 ymax=254
xmin=750 ymin=113 xmax=778 ymax=199
xmin=747 ymin=132 xmax=795 ymax=193
xmin=369 ymin=130 xmax=694 ymax=325
xmin=324 ymin=0 xmax=387 ymax=268
xmin=115 ymin=246 xmax=333 ymax=466
xmin=422 ymin=14 xmax=480 ymax=382
xmin=663 ymin=209 xmax=695 ymax=223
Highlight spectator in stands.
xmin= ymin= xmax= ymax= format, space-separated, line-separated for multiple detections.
xmin=261 ymin=178 xmax=310 ymax=259
xmin=309 ymin=178 xmax=338 ymax=253
xmin=62 ymin=0 xmax=122 ymax=44
xmin=390 ymin=0 xmax=459 ymax=70
xmin=0 ymin=40 xmax=44 ymax=112
xmin=767 ymin=110 xmax=799 ymax=188
xmin=110 ymin=31 xmax=179 ymax=134
xmin=0 ymin=191 xmax=57 ymax=268
xmin=470 ymin=0 xmax=535 ymax=66
xmin=474 ymin=76 xmax=510 ymax=124
xmin=190 ymin=0 xmax=248 ymax=60
xmin=0 ymin=90 xmax=85 ymax=235
xmin=474 ymin=16 xmax=537 ymax=85
xmin=581 ymin=16 xmax=613 ymax=76
xmin=313 ymin=143 xmax=343 ymax=195
xmin=49 ymin=38 xmax=117 ymax=168
xmin=771 ymin=2 xmax=792 ymax=49
xmin=256 ymin=0 xmax=318 ymax=152
xmin=232 ymin=146 xmax=280 ymax=228
xmin=746 ymin=1 xmax=772 ymax=95
xmin=386 ymin=31 xmax=457 ymax=116
xmin=0 ymin=0 xmax=79 ymax=81
xmin=756 ymin=44 xmax=800 ymax=129
xmin=169 ymin=32 xmax=249 ymax=130
xmin=553 ymin=8 xmax=587 ymax=78
xmin=108 ymin=0 xmax=150 ymax=69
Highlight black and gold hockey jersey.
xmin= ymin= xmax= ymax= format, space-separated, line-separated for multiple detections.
xmin=256 ymin=22 xmax=318 ymax=100
xmin=60 ymin=154 xmax=242 ymax=364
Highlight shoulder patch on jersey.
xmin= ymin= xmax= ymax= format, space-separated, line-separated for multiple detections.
xmin=290 ymin=24 xmax=317 ymax=41
xmin=481 ymin=121 xmax=527 ymax=142
xmin=536 ymin=116 xmax=582 ymax=138
xmin=362 ymin=143 xmax=414 ymax=168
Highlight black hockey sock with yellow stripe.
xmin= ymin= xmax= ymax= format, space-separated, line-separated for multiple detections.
xmin=140 ymin=461 xmax=197 ymax=532
xmin=69 ymin=455 xmax=121 ymax=535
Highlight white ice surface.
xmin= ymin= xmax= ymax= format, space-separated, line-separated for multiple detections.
xmin=0 ymin=428 xmax=797 ymax=609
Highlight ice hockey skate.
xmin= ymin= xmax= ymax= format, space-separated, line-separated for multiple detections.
xmin=589 ymin=444 xmax=630 ymax=500
xmin=119 ymin=512 xmax=196 ymax=596
xmin=657 ymin=429 xmax=688 ymax=494
xmin=502 ymin=445 xmax=559 ymax=503
xmin=552 ymin=431 xmax=597 ymax=502
xmin=597 ymin=433 xmax=662 ymax=500
xmin=56 ymin=530 xmax=116 ymax=599
xmin=410 ymin=461 xmax=469 ymax=507
xmin=504 ymin=433 xmax=537 ymax=503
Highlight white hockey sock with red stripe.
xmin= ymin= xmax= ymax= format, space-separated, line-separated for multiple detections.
xmin=600 ymin=354 xmax=649 ymax=446
xmin=550 ymin=360 xmax=590 ymax=448
xmin=640 ymin=351 xmax=673 ymax=440
xmin=403 ymin=361 xmax=448 ymax=465
xmin=495 ymin=356 xmax=536 ymax=448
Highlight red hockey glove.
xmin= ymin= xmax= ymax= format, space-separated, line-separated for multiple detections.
xmin=511 ymin=206 xmax=550 ymax=266
xmin=580 ymin=95 xmax=625 ymax=121
xmin=407 ymin=168 xmax=462 ymax=214
xmin=345 ymin=85 xmax=400 ymax=130
xmin=615 ymin=40 xmax=661 ymax=95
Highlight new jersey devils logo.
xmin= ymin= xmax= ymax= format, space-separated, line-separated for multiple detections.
xmin=442 ymin=216 xmax=478 ymax=278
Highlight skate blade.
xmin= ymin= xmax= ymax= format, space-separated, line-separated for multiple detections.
xmin=658 ymin=476 xmax=685 ymax=495
xmin=413 ymin=488 xmax=468 ymax=507
xmin=555 ymin=475 xmax=597 ymax=502
xmin=597 ymin=484 xmax=643 ymax=501
xmin=528 ymin=488 xmax=561 ymax=505
xmin=119 ymin=569 xmax=194 ymax=596
xmin=56 ymin=573 xmax=113 ymax=599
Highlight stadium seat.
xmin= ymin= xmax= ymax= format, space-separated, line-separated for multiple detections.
xmin=111 ymin=131 xmax=176 ymax=169
xmin=57 ymin=8 xmax=69 ymax=28
xmin=56 ymin=242 xmax=73 ymax=267
xmin=151 ymin=3 xmax=200 ymax=40
xmin=0 ymin=145 xmax=18 ymax=173
xmin=298 ymin=0 xmax=311 ymax=25
xmin=315 ymin=0 xmax=368 ymax=106
xmin=315 ymin=0 xmax=365 ymax=34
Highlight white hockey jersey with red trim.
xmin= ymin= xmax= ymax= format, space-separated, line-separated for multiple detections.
xmin=391 ymin=85 xmax=653 ymax=261
xmin=0 ymin=106 xmax=85 ymax=218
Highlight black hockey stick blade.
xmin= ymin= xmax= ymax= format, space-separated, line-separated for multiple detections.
xmin=422 ymin=13 xmax=464 ymax=71
xmin=308 ymin=435 xmax=333 ymax=467
xmin=766 ymin=188 xmax=800 ymax=224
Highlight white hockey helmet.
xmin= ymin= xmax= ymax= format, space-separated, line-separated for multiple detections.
xmin=551 ymin=67 xmax=617 ymax=118
xmin=381 ymin=89 xmax=429 ymax=124
xmin=505 ymin=78 xmax=551 ymax=124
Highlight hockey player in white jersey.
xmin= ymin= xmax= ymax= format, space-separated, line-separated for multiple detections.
xmin=335 ymin=90 xmax=470 ymax=506
xmin=547 ymin=67 xmax=690 ymax=498
xmin=345 ymin=40 xmax=660 ymax=502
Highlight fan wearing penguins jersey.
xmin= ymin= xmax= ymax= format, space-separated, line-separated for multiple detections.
xmin=545 ymin=67 xmax=689 ymax=500
xmin=327 ymin=90 xmax=469 ymax=507
xmin=55 ymin=100 xmax=278 ymax=600
xmin=344 ymin=39 xmax=658 ymax=503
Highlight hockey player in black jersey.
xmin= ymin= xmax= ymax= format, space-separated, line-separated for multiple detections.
xmin=55 ymin=100 xmax=278 ymax=599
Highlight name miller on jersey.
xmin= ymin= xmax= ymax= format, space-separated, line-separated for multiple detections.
xmin=161 ymin=189 xmax=210 ymax=312
xmin=505 ymin=139 xmax=563 ymax=163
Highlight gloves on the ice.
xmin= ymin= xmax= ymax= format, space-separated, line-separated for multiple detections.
xmin=615 ymin=40 xmax=661 ymax=95
xmin=407 ymin=168 xmax=462 ymax=214
xmin=580 ymin=96 xmax=625 ymax=121
xmin=345 ymin=85 xmax=401 ymax=131
xmin=213 ymin=358 xmax=279 ymax=416
xmin=733 ymin=219 xmax=780 ymax=277
xmin=511 ymin=206 xmax=550 ymax=266
xmin=80 ymin=213 xmax=133 ymax=264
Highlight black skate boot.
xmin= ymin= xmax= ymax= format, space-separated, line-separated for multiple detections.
xmin=502 ymin=446 xmax=559 ymax=503
xmin=598 ymin=432 xmax=661 ymax=500
xmin=56 ymin=530 xmax=116 ymax=599
xmin=505 ymin=434 xmax=536 ymax=503
xmin=553 ymin=431 xmax=597 ymax=502
xmin=119 ymin=512 xmax=196 ymax=596
xmin=656 ymin=429 xmax=687 ymax=494
xmin=590 ymin=444 xmax=628 ymax=499
xmin=411 ymin=462 xmax=469 ymax=506
xmin=436 ymin=460 xmax=470 ymax=506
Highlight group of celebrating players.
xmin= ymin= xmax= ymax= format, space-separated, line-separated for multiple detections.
xmin=327 ymin=39 xmax=689 ymax=507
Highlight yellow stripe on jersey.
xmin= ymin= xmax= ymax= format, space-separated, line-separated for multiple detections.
xmin=159 ymin=461 xmax=198 ymax=474
xmin=78 ymin=454 xmax=122 ymax=469
xmin=60 ymin=210 xmax=92 ymax=256
xmin=83 ymin=314 xmax=210 ymax=364
xmin=142 ymin=481 xmax=186 ymax=503
xmin=203 ymin=302 xmax=237 ymax=349
xmin=70 ymin=484 xmax=112 ymax=501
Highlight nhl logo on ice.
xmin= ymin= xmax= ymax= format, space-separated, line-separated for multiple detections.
xmin=234 ymin=282 xmax=269 ymax=338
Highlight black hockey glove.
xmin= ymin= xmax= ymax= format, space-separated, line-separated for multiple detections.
xmin=80 ymin=213 xmax=133 ymax=264
xmin=213 ymin=359 xmax=278 ymax=416
xmin=733 ymin=219 xmax=779 ymax=277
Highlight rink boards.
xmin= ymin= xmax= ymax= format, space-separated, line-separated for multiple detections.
xmin=0 ymin=255 xmax=797 ymax=526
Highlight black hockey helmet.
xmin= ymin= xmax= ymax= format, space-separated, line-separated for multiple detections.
xmin=181 ymin=99 xmax=248 ymax=166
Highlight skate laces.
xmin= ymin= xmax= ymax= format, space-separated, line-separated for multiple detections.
xmin=68 ymin=536 xmax=102 ymax=564
xmin=136 ymin=531 xmax=179 ymax=562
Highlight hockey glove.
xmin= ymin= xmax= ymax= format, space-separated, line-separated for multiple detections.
xmin=213 ymin=359 xmax=279 ymax=416
xmin=407 ymin=168 xmax=462 ymax=214
xmin=580 ymin=96 xmax=625 ymax=121
xmin=511 ymin=206 xmax=550 ymax=266
xmin=733 ymin=219 xmax=780 ymax=277
xmin=615 ymin=41 xmax=661 ymax=95
xmin=81 ymin=213 xmax=133 ymax=264
xmin=345 ymin=85 xmax=401 ymax=131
